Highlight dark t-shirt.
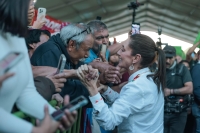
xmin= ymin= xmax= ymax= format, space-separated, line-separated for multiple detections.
xmin=166 ymin=63 xmax=192 ymax=91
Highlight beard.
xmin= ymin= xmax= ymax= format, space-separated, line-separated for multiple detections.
xmin=79 ymin=58 xmax=86 ymax=62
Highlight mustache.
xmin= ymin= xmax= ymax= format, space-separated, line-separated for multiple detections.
xmin=166 ymin=63 xmax=170 ymax=65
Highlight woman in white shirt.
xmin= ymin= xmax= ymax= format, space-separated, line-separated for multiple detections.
xmin=0 ymin=0 xmax=77 ymax=133
xmin=77 ymin=34 xmax=166 ymax=133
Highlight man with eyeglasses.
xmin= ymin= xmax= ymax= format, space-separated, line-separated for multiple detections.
xmin=30 ymin=23 xmax=95 ymax=102
xmin=163 ymin=45 xmax=193 ymax=133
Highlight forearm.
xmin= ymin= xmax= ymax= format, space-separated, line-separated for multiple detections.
xmin=186 ymin=42 xmax=200 ymax=61
xmin=89 ymin=62 xmax=106 ymax=73
xmin=32 ymin=66 xmax=56 ymax=77
xmin=108 ymin=40 xmax=126 ymax=56
xmin=63 ymin=69 xmax=78 ymax=79
xmin=101 ymin=86 xmax=119 ymax=103
xmin=170 ymin=86 xmax=193 ymax=95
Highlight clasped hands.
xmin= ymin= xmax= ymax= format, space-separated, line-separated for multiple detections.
xmin=76 ymin=65 xmax=108 ymax=96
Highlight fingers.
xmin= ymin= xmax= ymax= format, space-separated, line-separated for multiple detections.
xmin=76 ymin=70 xmax=83 ymax=80
xmin=44 ymin=104 xmax=49 ymax=118
xmin=64 ymin=95 xmax=70 ymax=105
xmin=55 ymin=88 xmax=61 ymax=93
xmin=78 ymin=67 xmax=85 ymax=79
xmin=100 ymin=53 xmax=107 ymax=62
xmin=53 ymin=73 xmax=66 ymax=79
xmin=61 ymin=110 xmax=77 ymax=129
xmin=0 ymin=73 xmax=14 ymax=82
xmin=58 ymin=124 xmax=65 ymax=132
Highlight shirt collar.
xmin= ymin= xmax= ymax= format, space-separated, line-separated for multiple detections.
xmin=89 ymin=49 xmax=98 ymax=58
xmin=128 ymin=67 xmax=150 ymax=82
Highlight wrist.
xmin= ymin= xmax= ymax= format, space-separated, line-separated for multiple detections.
xmin=102 ymin=85 xmax=108 ymax=93
xmin=88 ymin=86 xmax=98 ymax=96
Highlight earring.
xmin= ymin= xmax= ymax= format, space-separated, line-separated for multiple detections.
xmin=129 ymin=64 xmax=134 ymax=70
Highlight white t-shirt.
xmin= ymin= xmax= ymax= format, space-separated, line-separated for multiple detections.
xmin=89 ymin=68 xmax=164 ymax=133
xmin=0 ymin=32 xmax=56 ymax=133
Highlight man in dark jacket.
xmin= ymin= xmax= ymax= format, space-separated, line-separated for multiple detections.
xmin=31 ymin=23 xmax=94 ymax=102
xmin=191 ymin=50 xmax=200 ymax=133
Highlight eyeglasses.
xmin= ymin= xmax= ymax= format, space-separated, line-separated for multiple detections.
xmin=67 ymin=27 xmax=92 ymax=44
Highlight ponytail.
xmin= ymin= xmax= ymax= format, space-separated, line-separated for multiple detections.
xmin=153 ymin=48 xmax=166 ymax=92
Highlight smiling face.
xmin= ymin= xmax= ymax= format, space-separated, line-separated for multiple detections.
xmin=117 ymin=39 xmax=134 ymax=70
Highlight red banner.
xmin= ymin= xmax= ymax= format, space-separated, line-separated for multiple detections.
xmin=33 ymin=10 xmax=70 ymax=33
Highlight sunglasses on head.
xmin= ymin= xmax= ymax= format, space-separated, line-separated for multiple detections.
xmin=67 ymin=27 xmax=92 ymax=44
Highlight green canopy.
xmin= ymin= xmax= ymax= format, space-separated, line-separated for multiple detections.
xmin=194 ymin=31 xmax=200 ymax=48
xmin=173 ymin=46 xmax=186 ymax=59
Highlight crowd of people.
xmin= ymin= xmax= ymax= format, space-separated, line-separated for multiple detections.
xmin=0 ymin=0 xmax=200 ymax=133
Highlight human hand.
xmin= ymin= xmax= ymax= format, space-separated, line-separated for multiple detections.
xmin=99 ymin=53 xmax=108 ymax=63
xmin=46 ymin=73 xmax=67 ymax=93
xmin=0 ymin=73 xmax=14 ymax=88
xmin=33 ymin=105 xmax=59 ymax=133
xmin=32 ymin=15 xmax=46 ymax=29
xmin=28 ymin=5 xmax=35 ymax=26
xmin=52 ymin=93 xmax=63 ymax=109
xmin=104 ymin=66 xmax=121 ymax=84
xmin=58 ymin=95 xmax=77 ymax=131
xmin=77 ymin=65 xmax=99 ymax=95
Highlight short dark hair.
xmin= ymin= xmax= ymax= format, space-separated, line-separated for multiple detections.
xmin=129 ymin=34 xmax=166 ymax=92
xmin=0 ymin=0 xmax=30 ymax=37
xmin=87 ymin=20 xmax=107 ymax=34
xmin=180 ymin=60 xmax=189 ymax=65
xmin=25 ymin=29 xmax=51 ymax=50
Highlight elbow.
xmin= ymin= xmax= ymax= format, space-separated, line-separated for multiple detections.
xmin=188 ymin=86 xmax=193 ymax=94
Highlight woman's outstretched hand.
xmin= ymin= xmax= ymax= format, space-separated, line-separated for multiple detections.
xmin=77 ymin=65 xmax=99 ymax=96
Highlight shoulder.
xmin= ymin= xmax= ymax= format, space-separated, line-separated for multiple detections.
xmin=32 ymin=41 xmax=61 ymax=58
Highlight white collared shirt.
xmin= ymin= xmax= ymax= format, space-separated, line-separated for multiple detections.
xmin=89 ymin=68 xmax=164 ymax=133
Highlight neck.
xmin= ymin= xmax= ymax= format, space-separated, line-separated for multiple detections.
xmin=168 ymin=61 xmax=176 ymax=70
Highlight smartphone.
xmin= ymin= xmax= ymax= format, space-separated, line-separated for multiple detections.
xmin=100 ymin=44 xmax=107 ymax=58
xmin=132 ymin=23 xmax=140 ymax=35
xmin=0 ymin=52 xmax=24 ymax=76
xmin=55 ymin=54 xmax=66 ymax=74
xmin=37 ymin=8 xmax=46 ymax=21
xmin=51 ymin=96 xmax=88 ymax=121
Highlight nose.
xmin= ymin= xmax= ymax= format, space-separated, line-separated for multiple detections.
xmin=166 ymin=58 xmax=170 ymax=63
xmin=102 ymin=37 xmax=108 ymax=45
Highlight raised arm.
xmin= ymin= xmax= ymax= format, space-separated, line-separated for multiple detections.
xmin=186 ymin=41 xmax=200 ymax=62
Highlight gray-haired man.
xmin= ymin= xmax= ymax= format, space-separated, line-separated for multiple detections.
xmin=31 ymin=23 xmax=94 ymax=101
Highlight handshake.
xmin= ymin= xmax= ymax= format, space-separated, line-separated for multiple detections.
xmin=76 ymin=65 xmax=108 ymax=96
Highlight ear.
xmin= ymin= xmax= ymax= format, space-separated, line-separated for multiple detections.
xmin=67 ymin=40 xmax=76 ymax=52
xmin=132 ymin=54 xmax=141 ymax=64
